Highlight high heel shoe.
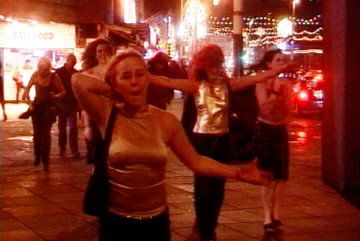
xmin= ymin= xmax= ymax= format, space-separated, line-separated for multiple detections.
xmin=264 ymin=223 xmax=276 ymax=234
xmin=271 ymin=218 xmax=283 ymax=231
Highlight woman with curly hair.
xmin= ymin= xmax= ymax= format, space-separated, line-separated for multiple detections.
xmin=81 ymin=38 xmax=114 ymax=164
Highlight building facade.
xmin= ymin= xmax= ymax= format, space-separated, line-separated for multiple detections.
xmin=1 ymin=0 xmax=147 ymax=102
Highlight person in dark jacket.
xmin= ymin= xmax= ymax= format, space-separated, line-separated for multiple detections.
xmin=55 ymin=53 xmax=80 ymax=157
xmin=147 ymin=53 xmax=174 ymax=110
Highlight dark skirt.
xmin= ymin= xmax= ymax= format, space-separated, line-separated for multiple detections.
xmin=98 ymin=209 xmax=171 ymax=241
xmin=255 ymin=121 xmax=289 ymax=180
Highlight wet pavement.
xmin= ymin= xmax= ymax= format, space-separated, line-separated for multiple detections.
xmin=1 ymin=96 xmax=359 ymax=241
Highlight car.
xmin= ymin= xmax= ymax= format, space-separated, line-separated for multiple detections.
xmin=292 ymin=70 xmax=324 ymax=116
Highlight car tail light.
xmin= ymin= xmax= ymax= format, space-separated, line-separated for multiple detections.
xmin=298 ymin=90 xmax=309 ymax=100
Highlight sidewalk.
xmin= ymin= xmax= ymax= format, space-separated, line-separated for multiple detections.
xmin=1 ymin=97 xmax=359 ymax=241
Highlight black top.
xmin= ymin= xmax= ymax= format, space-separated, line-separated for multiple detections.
xmin=56 ymin=65 xmax=78 ymax=107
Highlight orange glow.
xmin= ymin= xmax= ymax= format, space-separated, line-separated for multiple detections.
xmin=297 ymin=131 xmax=307 ymax=138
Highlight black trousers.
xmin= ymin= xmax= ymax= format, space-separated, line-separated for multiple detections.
xmin=98 ymin=209 xmax=171 ymax=241
xmin=58 ymin=109 xmax=78 ymax=154
xmin=31 ymin=102 xmax=53 ymax=166
xmin=191 ymin=133 xmax=231 ymax=240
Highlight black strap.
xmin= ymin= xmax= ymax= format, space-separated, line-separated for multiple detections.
xmin=103 ymin=106 xmax=118 ymax=150
xmin=94 ymin=106 xmax=117 ymax=174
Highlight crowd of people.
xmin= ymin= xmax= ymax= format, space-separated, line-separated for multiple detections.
xmin=6 ymin=37 xmax=294 ymax=240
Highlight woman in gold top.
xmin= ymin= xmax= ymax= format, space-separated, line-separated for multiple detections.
xmin=72 ymin=48 xmax=269 ymax=241
xmin=151 ymin=44 xmax=291 ymax=240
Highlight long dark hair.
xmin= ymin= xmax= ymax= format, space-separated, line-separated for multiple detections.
xmin=253 ymin=49 xmax=282 ymax=72
xmin=81 ymin=38 xmax=113 ymax=71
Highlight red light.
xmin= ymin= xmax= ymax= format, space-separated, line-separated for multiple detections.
xmin=299 ymin=90 xmax=309 ymax=100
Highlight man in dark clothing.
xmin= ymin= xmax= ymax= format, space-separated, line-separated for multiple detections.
xmin=55 ymin=53 xmax=80 ymax=157
xmin=147 ymin=53 xmax=174 ymax=110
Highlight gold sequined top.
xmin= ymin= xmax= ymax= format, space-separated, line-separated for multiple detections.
xmin=193 ymin=80 xmax=230 ymax=134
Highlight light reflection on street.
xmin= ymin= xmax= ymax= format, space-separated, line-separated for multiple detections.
xmin=7 ymin=136 xmax=33 ymax=141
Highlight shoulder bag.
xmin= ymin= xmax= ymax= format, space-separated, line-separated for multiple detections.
xmin=83 ymin=107 xmax=118 ymax=216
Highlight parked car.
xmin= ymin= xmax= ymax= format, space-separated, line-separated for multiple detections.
xmin=292 ymin=70 xmax=324 ymax=116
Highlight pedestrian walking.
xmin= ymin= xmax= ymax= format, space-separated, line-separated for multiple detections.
xmin=55 ymin=53 xmax=80 ymax=157
xmin=150 ymin=44 xmax=292 ymax=241
xmin=12 ymin=66 xmax=26 ymax=103
xmin=254 ymin=49 xmax=294 ymax=234
xmin=1 ymin=60 xmax=7 ymax=121
xmin=72 ymin=48 xmax=270 ymax=241
xmin=23 ymin=56 xmax=65 ymax=171
xmin=81 ymin=38 xmax=113 ymax=164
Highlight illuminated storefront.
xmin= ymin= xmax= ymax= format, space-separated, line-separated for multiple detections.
xmin=0 ymin=22 xmax=76 ymax=101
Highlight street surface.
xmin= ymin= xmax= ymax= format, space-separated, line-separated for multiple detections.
xmin=1 ymin=95 xmax=359 ymax=241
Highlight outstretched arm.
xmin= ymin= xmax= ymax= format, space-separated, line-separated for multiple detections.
xmin=23 ymin=72 xmax=36 ymax=105
xmin=230 ymin=63 xmax=292 ymax=90
xmin=149 ymin=75 xmax=199 ymax=94
xmin=164 ymin=113 xmax=270 ymax=185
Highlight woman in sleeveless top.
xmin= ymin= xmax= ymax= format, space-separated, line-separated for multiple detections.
xmin=72 ymin=49 xmax=270 ymax=241
xmin=150 ymin=44 xmax=292 ymax=240
xmin=81 ymin=38 xmax=113 ymax=164
xmin=24 ymin=56 xmax=65 ymax=171
xmin=254 ymin=49 xmax=294 ymax=234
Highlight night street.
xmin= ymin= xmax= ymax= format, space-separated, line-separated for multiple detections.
xmin=1 ymin=96 xmax=359 ymax=241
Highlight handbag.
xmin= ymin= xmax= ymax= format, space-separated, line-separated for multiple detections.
xmin=19 ymin=107 xmax=33 ymax=119
xmin=83 ymin=107 xmax=118 ymax=216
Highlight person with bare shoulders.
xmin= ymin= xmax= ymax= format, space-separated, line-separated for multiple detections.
xmin=81 ymin=38 xmax=113 ymax=164
xmin=149 ymin=44 xmax=292 ymax=241
xmin=72 ymin=49 xmax=270 ymax=241
xmin=23 ymin=56 xmax=65 ymax=171
xmin=254 ymin=49 xmax=293 ymax=234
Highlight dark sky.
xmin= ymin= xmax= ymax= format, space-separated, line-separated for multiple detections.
xmin=143 ymin=0 xmax=322 ymax=21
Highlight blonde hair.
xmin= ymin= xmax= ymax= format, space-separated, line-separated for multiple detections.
xmin=37 ymin=56 xmax=52 ymax=70
xmin=104 ymin=48 xmax=147 ymax=87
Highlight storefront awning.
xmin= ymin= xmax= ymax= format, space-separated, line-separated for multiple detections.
xmin=104 ymin=24 xmax=134 ymax=45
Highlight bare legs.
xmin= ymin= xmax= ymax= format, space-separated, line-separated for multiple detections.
xmin=261 ymin=180 xmax=286 ymax=232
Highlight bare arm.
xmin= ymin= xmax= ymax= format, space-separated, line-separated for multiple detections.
xmin=230 ymin=68 xmax=283 ymax=90
xmin=71 ymin=73 xmax=112 ymax=132
xmin=164 ymin=113 xmax=269 ymax=184
xmin=230 ymin=62 xmax=293 ymax=90
xmin=52 ymin=74 xmax=66 ymax=99
xmin=23 ymin=72 xmax=37 ymax=105
xmin=149 ymin=75 xmax=199 ymax=94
